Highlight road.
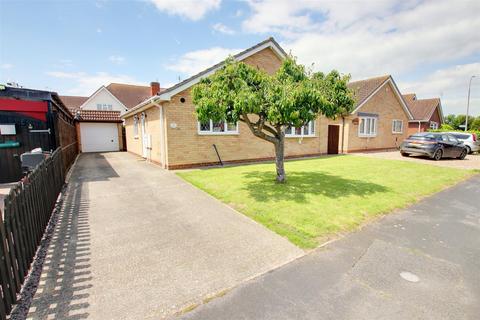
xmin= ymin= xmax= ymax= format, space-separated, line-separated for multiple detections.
xmin=181 ymin=175 xmax=480 ymax=320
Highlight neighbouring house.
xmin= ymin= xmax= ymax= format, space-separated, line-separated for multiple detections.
xmin=121 ymin=37 xmax=413 ymax=169
xmin=60 ymin=82 xmax=162 ymax=152
xmin=0 ymin=84 xmax=77 ymax=183
xmin=322 ymin=75 xmax=414 ymax=154
xmin=402 ymin=93 xmax=443 ymax=135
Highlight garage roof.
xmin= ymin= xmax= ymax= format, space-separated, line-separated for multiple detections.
xmin=75 ymin=110 xmax=122 ymax=123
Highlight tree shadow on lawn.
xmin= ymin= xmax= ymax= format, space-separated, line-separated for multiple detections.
xmin=242 ymin=170 xmax=390 ymax=203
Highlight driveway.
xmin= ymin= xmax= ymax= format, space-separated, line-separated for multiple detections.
xmin=356 ymin=150 xmax=480 ymax=170
xmin=181 ymin=175 xmax=480 ymax=320
xmin=26 ymin=152 xmax=302 ymax=319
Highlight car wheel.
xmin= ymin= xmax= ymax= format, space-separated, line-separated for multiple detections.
xmin=458 ymin=148 xmax=467 ymax=160
xmin=401 ymin=152 xmax=409 ymax=157
xmin=466 ymin=146 xmax=472 ymax=154
xmin=433 ymin=149 xmax=443 ymax=161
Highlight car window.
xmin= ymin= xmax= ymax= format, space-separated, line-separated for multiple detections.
xmin=452 ymin=133 xmax=470 ymax=140
xmin=440 ymin=135 xmax=449 ymax=142
xmin=447 ymin=135 xmax=459 ymax=143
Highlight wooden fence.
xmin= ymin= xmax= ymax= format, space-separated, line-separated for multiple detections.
xmin=0 ymin=148 xmax=69 ymax=318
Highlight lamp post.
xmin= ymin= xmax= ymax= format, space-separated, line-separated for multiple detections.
xmin=465 ymin=75 xmax=477 ymax=131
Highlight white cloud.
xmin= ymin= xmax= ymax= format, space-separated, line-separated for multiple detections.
xmin=96 ymin=28 xmax=102 ymax=33
xmin=46 ymin=71 xmax=142 ymax=95
xmin=1 ymin=63 xmax=13 ymax=69
xmin=108 ymin=55 xmax=126 ymax=64
xmin=241 ymin=0 xmax=480 ymax=115
xmin=167 ymin=47 xmax=241 ymax=76
xmin=212 ymin=22 xmax=235 ymax=35
xmin=149 ymin=0 xmax=221 ymax=21
xmin=399 ymin=63 xmax=480 ymax=115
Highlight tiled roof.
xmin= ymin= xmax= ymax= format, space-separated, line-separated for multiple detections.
xmin=404 ymin=97 xmax=440 ymax=121
xmin=59 ymin=95 xmax=89 ymax=113
xmin=106 ymin=83 xmax=161 ymax=109
xmin=123 ymin=37 xmax=287 ymax=118
xmin=402 ymin=93 xmax=416 ymax=103
xmin=74 ymin=110 xmax=122 ymax=122
xmin=347 ymin=75 xmax=390 ymax=108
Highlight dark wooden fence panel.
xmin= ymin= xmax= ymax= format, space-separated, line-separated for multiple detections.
xmin=0 ymin=147 xmax=70 ymax=318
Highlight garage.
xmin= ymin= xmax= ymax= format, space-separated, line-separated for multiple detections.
xmin=75 ymin=110 xmax=123 ymax=153
xmin=80 ymin=122 xmax=119 ymax=152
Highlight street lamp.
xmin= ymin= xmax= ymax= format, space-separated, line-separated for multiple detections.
xmin=465 ymin=75 xmax=477 ymax=131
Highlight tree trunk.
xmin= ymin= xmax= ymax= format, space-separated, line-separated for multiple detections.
xmin=274 ymin=138 xmax=286 ymax=183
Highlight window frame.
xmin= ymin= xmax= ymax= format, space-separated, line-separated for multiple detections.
xmin=392 ymin=119 xmax=403 ymax=134
xmin=285 ymin=120 xmax=316 ymax=138
xmin=430 ymin=121 xmax=438 ymax=130
xmin=358 ymin=116 xmax=377 ymax=137
xmin=197 ymin=119 xmax=239 ymax=135
xmin=133 ymin=116 xmax=139 ymax=137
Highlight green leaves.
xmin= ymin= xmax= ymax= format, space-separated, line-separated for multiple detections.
xmin=192 ymin=54 xmax=355 ymax=131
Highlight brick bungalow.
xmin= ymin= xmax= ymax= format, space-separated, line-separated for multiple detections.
xmin=402 ymin=93 xmax=443 ymax=135
xmin=323 ymin=75 xmax=414 ymax=154
xmin=122 ymin=38 xmax=413 ymax=169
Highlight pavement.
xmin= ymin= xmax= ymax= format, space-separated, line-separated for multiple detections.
xmin=26 ymin=152 xmax=303 ymax=320
xmin=181 ymin=175 xmax=480 ymax=320
xmin=356 ymin=150 xmax=480 ymax=170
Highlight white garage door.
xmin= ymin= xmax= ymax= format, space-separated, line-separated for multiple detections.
xmin=80 ymin=122 xmax=120 ymax=152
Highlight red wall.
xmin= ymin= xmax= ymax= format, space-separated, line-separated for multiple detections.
xmin=0 ymin=98 xmax=48 ymax=122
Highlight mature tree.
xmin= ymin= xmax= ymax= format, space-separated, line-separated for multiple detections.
xmin=192 ymin=56 xmax=354 ymax=183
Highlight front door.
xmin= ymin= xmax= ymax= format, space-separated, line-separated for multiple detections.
xmin=328 ymin=125 xmax=340 ymax=154
xmin=141 ymin=114 xmax=148 ymax=158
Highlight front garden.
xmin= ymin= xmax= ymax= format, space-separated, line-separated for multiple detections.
xmin=178 ymin=155 xmax=474 ymax=248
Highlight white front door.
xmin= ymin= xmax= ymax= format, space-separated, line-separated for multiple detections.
xmin=80 ymin=122 xmax=119 ymax=152
xmin=141 ymin=114 xmax=148 ymax=158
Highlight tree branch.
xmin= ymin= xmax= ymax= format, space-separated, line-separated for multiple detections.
xmin=241 ymin=113 xmax=278 ymax=144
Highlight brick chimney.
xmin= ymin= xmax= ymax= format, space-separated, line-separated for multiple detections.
xmin=150 ymin=81 xmax=160 ymax=96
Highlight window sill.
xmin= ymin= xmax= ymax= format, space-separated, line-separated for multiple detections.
xmin=197 ymin=132 xmax=239 ymax=136
xmin=358 ymin=135 xmax=377 ymax=138
xmin=285 ymin=135 xmax=316 ymax=138
xmin=392 ymin=132 xmax=403 ymax=135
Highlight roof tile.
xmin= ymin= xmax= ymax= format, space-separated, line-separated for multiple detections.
xmin=75 ymin=110 xmax=122 ymax=122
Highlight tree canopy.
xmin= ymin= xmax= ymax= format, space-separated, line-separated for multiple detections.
xmin=192 ymin=56 xmax=354 ymax=182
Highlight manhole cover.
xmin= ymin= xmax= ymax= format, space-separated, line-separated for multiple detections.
xmin=400 ymin=271 xmax=419 ymax=283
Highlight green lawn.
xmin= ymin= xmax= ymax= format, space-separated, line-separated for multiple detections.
xmin=177 ymin=155 xmax=474 ymax=248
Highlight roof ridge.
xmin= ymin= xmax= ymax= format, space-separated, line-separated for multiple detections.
xmin=107 ymin=83 xmax=149 ymax=88
xmin=349 ymin=74 xmax=390 ymax=84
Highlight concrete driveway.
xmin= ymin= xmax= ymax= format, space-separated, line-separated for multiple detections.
xmin=356 ymin=150 xmax=480 ymax=170
xmin=181 ymin=175 xmax=480 ymax=320
xmin=26 ymin=152 xmax=302 ymax=319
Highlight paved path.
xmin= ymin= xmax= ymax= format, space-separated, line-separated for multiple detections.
xmin=27 ymin=152 xmax=302 ymax=320
xmin=181 ymin=175 xmax=480 ymax=320
xmin=357 ymin=150 xmax=480 ymax=170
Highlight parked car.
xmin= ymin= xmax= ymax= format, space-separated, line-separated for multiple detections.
xmin=400 ymin=132 xmax=468 ymax=160
xmin=446 ymin=132 xmax=479 ymax=154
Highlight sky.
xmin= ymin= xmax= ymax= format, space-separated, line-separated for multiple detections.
xmin=0 ymin=0 xmax=479 ymax=115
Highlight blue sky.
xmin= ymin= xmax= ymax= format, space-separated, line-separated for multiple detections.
xmin=1 ymin=0 xmax=479 ymax=115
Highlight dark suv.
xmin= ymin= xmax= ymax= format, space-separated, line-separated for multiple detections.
xmin=400 ymin=132 xmax=468 ymax=160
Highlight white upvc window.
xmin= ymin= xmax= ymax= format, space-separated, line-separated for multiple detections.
xmin=285 ymin=120 xmax=315 ymax=137
xmin=392 ymin=119 xmax=403 ymax=134
xmin=198 ymin=120 xmax=238 ymax=135
xmin=97 ymin=103 xmax=113 ymax=111
xmin=358 ymin=117 xmax=377 ymax=137
xmin=430 ymin=121 xmax=438 ymax=130
xmin=133 ymin=116 xmax=139 ymax=136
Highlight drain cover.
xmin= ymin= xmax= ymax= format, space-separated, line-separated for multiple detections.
xmin=400 ymin=271 xmax=420 ymax=282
